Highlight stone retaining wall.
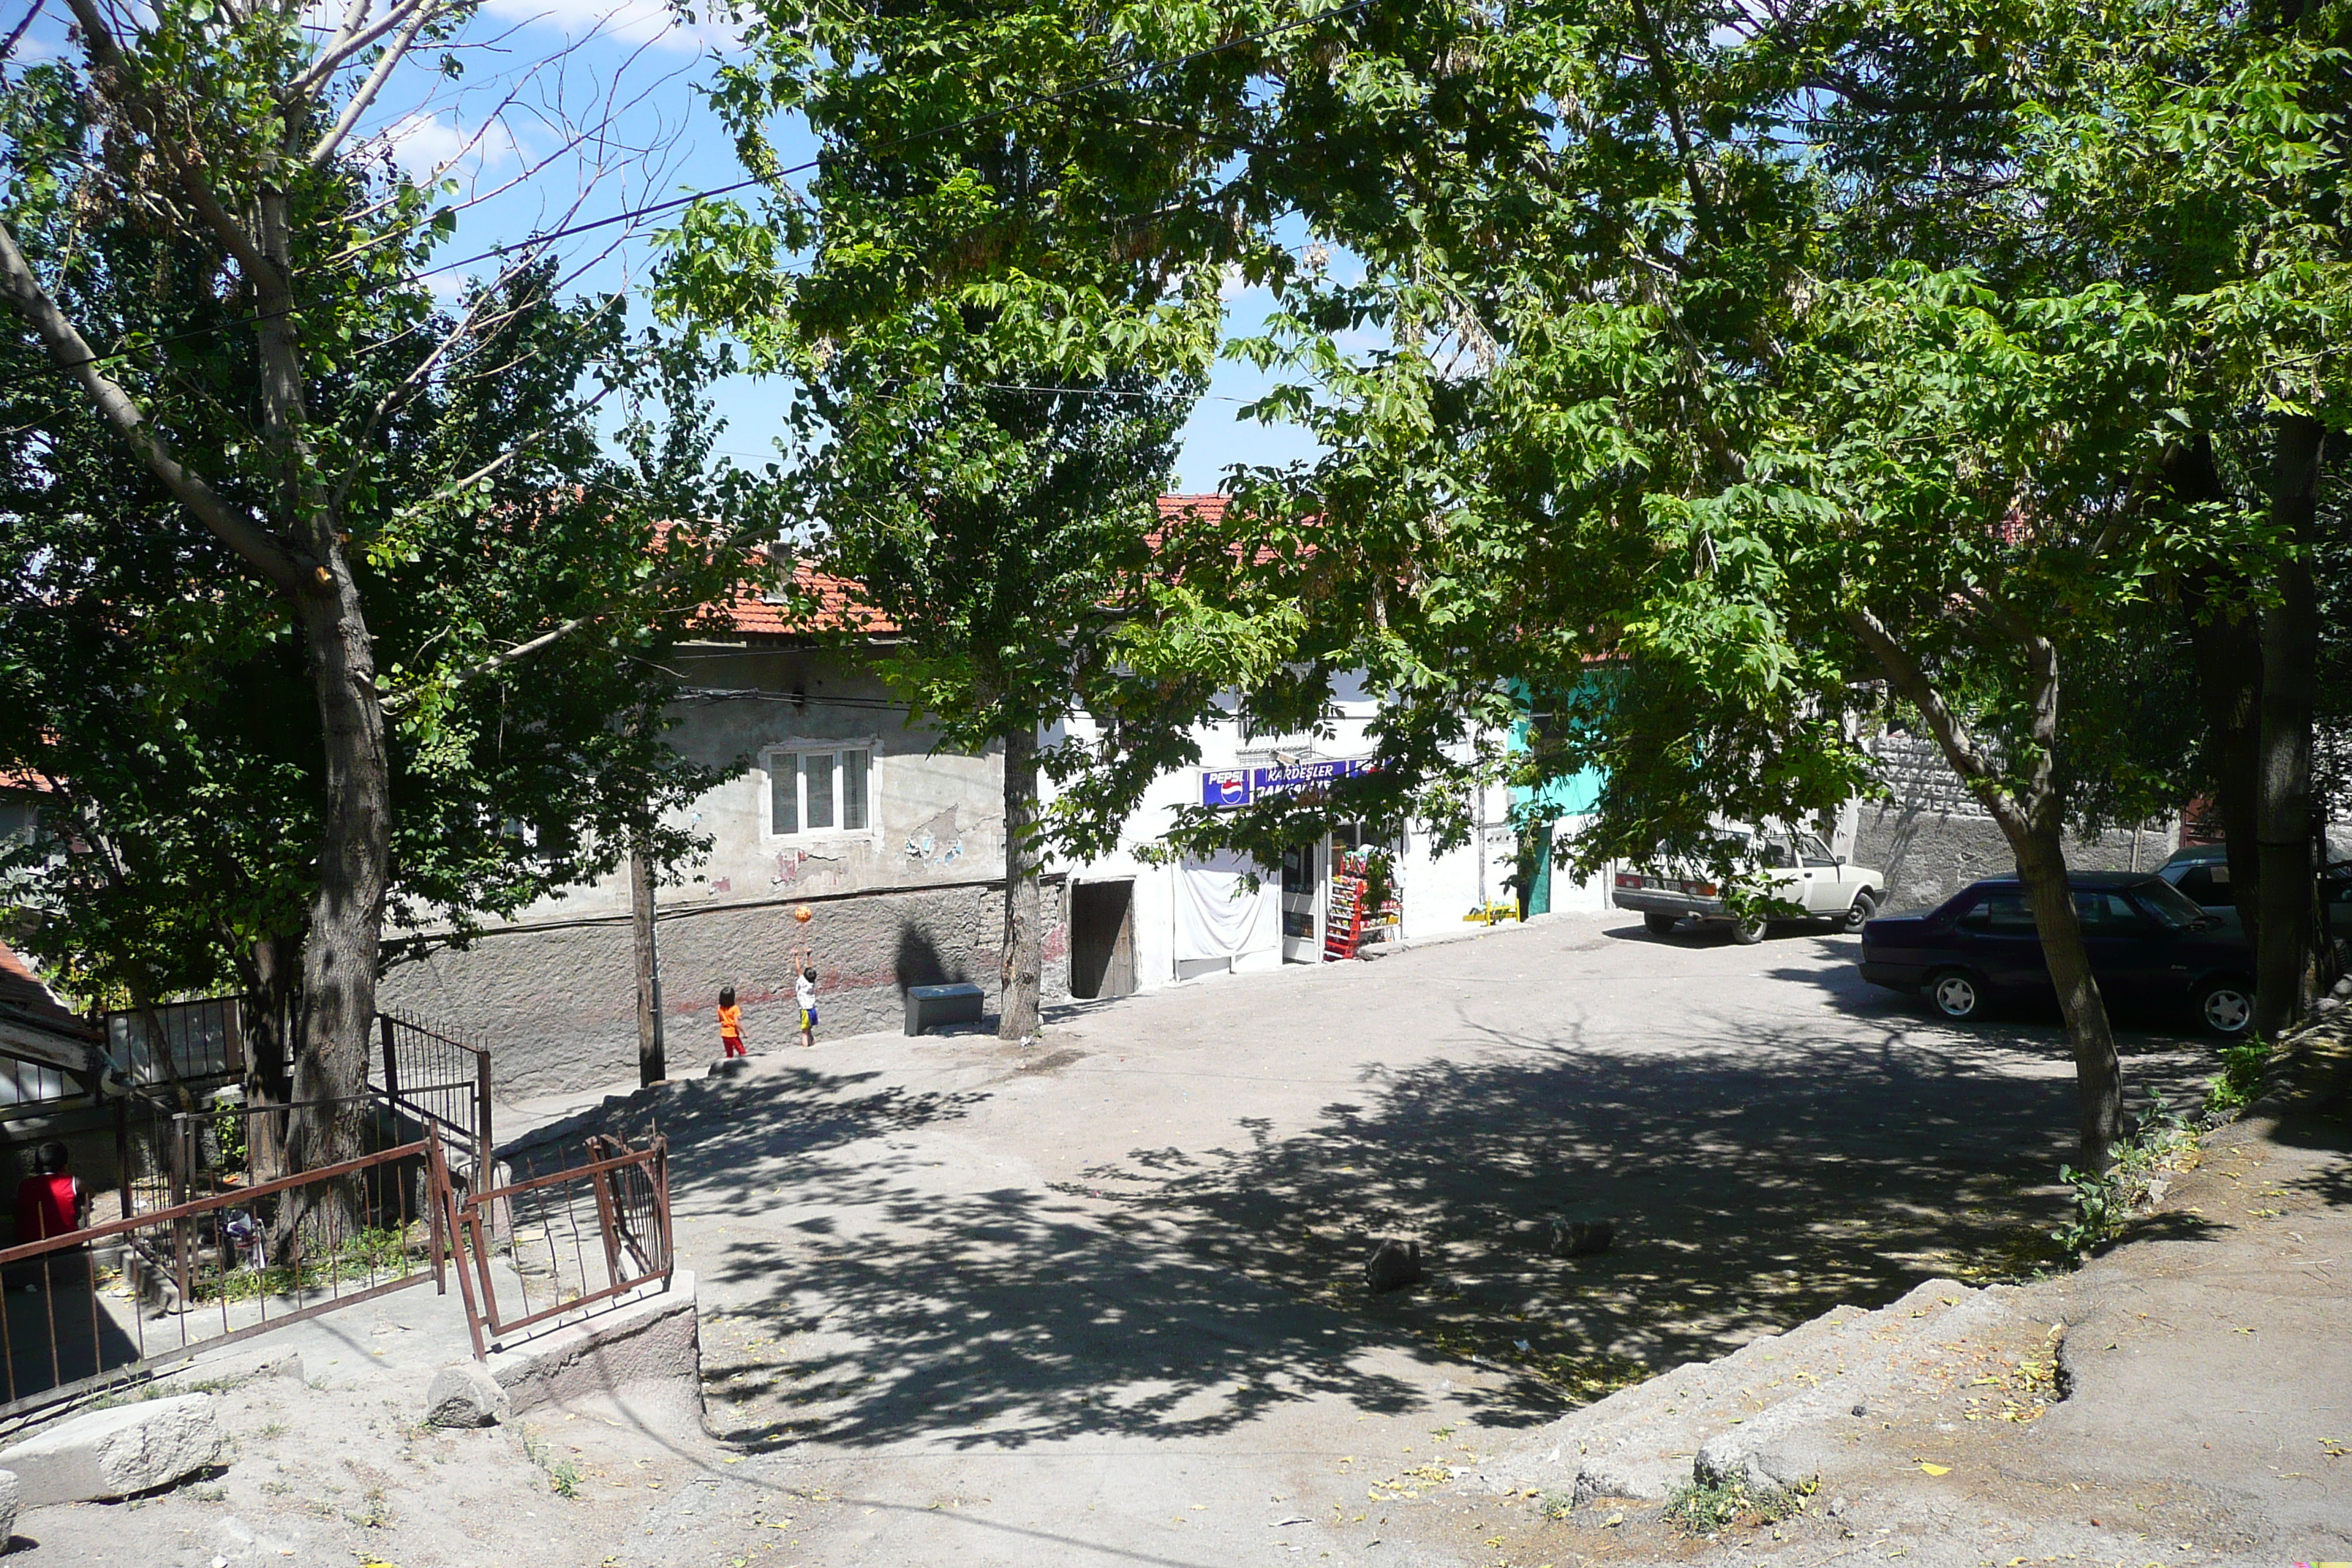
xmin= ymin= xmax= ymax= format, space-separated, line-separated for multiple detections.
xmin=381 ymin=877 xmax=1070 ymax=1099
xmin=1857 ymin=734 xmax=2178 ymax=913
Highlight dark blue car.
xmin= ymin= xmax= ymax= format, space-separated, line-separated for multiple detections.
xmin=1859 ymin=872 xmax=2255 ymax=1036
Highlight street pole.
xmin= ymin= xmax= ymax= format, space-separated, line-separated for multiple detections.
xmin=630 ymin=829 xmax=666 ymax=1086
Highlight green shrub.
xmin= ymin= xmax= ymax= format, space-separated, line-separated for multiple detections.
xmin=2053 ymin=1095 xmax=2199 ymax=1259
xmin=1662 ymin=1475 xmax=1801 ymax=1534
xmin=2203 ymin=1038 xmax=2274 ymax=1117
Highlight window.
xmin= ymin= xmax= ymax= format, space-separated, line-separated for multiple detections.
xmin=1960 ymin=893 xmax=2038 ymax=932
xmin=2073 ymin=890 xmax=2145 ymax=931
xmin=768 ymin=745 xmax=872 ymax=837
xmin=1755 ymin=837 xmax=1796 ymax=870
xmin=1798 ymin=833 xmax=1838 ymax=867
xmin=2132 ymin=879 xmax=2209 ymax=930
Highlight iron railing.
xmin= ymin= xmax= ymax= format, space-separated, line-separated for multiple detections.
xmin=0 ymin=1136 xmax=442 ymax=1417
xmin=372 ymin=1010 xmax=493 ymax=1187
xmin=439 ymin=1132 xmax=671 ymax=1360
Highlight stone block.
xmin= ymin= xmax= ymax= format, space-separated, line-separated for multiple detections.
xmin=0 ymin=1393 xmax=222 ymax=1505
xmin=483 ymin=1270 xmax=704 ymax=1430
xmin=1365 ymin=1239 xmax=1424 ymax=1293
xmin=1693 ymin=1431 xmax=1806 ymax=1494
xmin=423 ymin=1362 xmax=511 ymax=1428
xmin=0 ymin=1467 xmax=18 ymax=1545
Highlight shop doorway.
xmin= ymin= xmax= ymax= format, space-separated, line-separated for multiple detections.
xmin=1278 ymin=842 xmax=1321 ymax=962
xmin=1068 ymin=879 xmax=1138 ymax=998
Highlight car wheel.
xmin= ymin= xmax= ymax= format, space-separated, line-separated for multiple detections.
xmin=1643 ymin=912 xmax=1679 ymax=936
xmin=2198 ymin=979 xmax=2254 ymax=1037
xmin=1929 ymin=969 xmax=1984 ymax=1021
xmin=1839 ymin=891 xmax=1878 ymax=934
xmin=1730 ymin=916 xmax=1768 ymax=946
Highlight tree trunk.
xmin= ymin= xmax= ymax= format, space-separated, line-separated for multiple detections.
xmin=2185 ymin=595 xmax=2266 ymax=938
xmin=2001 ymin=814 xmax=2124 ymax=1166
xmin=245 ymin=932 xmax=301 ymax=1184
xmin=631 ymin=829 xmax=666 ymax=1086
xmin=2172 ymin=437 xmax=2264 ymax=938
xmin=999 ymin=725 xmax=1043 ymax=1041
xmin=282 ymin=568 xmax=391 ymax=1193
xmin=1847 ymin=605 xmax=2123 ymax=1166
xmin=2253 ymin=414 xmax=2325 ymax=1036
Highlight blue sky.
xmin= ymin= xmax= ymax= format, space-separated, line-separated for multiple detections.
xmin=5 ymin=0 xmax=1319 ymax=492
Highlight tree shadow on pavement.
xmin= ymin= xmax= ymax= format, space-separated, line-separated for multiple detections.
xmin=535 ymin=1064 xmax=1445 ymax=1454
xmin=500 ymin=1060 xmax=984 ymax=1175
xmin=688 ymin=1156 xmax=1438 ymax=1452
xmin=1068 ymin=1017 xmax=2216 ymax=1428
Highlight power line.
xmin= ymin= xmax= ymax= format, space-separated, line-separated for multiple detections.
xmin=0 ymin=0 xmax=1373 ymax=393
xmin=413 ymin=0 xmax=1371 ymax=282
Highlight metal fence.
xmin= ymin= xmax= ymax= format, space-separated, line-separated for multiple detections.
xmin=440 ymin=1132 xmax=671 ymax=1360
xmin=0 ymin=1135 xmax=442 ymax=1417
xmin=372 ymin=1010 xmax=493 ymax=1187
xmin=118 ymin=1093 xmax=423 ymax=1221
xmin=99 ymin=998 xmax=244 ymax=1090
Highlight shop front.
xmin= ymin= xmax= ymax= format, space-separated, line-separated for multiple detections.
xmin=1199 ymin=760 xmax=1401 ymax=965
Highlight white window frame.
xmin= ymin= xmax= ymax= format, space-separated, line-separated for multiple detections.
xmin=763 ymin=740 xmax=879 ymax=842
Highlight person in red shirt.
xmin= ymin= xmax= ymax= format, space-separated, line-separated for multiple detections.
xmin=716 ymin=987 xmax=747 ymax=1060
xmin=13 ymin=1141 xmax=88 ymax=1246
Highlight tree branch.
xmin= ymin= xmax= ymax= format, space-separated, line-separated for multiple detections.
xmin=0 ymin=217 xmax=310 ymax=595
xmin=308 ymin=0 xmax=444 ymax=167
xmin=1844 ymin=603 xmax=2027 ymax=827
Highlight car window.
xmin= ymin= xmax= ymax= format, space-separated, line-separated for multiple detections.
xmin=1757 ymin=838 xmax=1795 ymax=870
xmin=1798 ymin=833 xmax=1837 ymax=867
xmin=2131 ymin=878 xmax=2209 ymax=930
xmin=2171 ymin=866 xmax=2218 ymax=903
xmin=2073 ymin=890 xmax=2146 ymax=930
xmin=1961 ymin=892 xmax=2036 ymax=932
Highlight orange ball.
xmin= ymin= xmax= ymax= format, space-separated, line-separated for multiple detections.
xmin=793 ymin=905 xmax=813 ymax=923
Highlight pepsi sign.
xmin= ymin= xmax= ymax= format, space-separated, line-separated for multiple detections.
xmin=1199 ymin=769 xmax=1251 ymax=808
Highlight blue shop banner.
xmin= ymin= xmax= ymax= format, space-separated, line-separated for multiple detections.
xmin=1199 ymin=758 xmax=1374 ymax=809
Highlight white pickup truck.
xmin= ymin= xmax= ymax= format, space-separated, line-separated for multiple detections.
xmin=1612 ymin=829 xmax=1882 ymax=943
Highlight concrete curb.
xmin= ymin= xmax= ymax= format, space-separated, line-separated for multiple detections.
xmin=469 ymin=1270 xmax=704 ymax=1427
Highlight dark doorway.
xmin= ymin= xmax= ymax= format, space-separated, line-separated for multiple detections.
xmin=1068 ymin=881 xmax=1137 ymax=1000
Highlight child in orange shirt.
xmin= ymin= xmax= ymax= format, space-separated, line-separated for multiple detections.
xmin=716 ymin=987 xmax=747 ymax=1059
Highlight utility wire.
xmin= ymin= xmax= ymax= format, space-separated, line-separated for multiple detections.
xmin=0 ymin=0 xmax=1372 ymax=387
xmin=413 ymin=0 xmax=1370 ymax=281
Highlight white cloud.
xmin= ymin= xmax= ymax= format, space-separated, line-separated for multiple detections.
xmin=477 ymin=0 xmax=739 ymax=54
xmin=384 ymin=110 xmax=522 ymax=185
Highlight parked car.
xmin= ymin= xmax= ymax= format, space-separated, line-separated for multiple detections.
xmin=1859 ymin=871 xmax=2255 ymax=1036
xmin=1615 ymin=829 xmax=1883 ymax=943
xmin=2155 ymin=842 xmax=2352 ymax=938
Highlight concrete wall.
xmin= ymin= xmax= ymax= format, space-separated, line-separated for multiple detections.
xmin=500 ymin=644 xmax=1009 ymax=927
xmin=1854 ymin=733 xmax=2180 ymax=914
xmin=381 ymin=876 xmax=1069 ymax=1100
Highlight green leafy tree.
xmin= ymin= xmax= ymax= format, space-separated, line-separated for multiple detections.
xmin=1056 ymin=0 xmax=2346 ymax=1161
xmin=663 ymin=0 xmax=1231 ymax=1037
xmin=0 ymin=3 xmax=750 ymax=1169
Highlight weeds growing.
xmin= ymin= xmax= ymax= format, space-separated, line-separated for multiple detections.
xmin=1662 ymin=1474 xmax=1805 ymax=1534
xmin=2054 ymin=1094 xmax=2201 ymax=1259
xmin=2203 ymin=1037 xmax=2276 ymax=1118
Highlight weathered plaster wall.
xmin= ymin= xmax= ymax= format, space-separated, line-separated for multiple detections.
xmin=505 ymin=644 xmax=1006 ymax=927
xmin=1855 ymin=733 xmax=2179 ymax=913
xmin=381 ymin=877 xmax=1069 ymax=1099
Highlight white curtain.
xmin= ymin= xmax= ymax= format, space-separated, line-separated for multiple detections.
xmin=1175 ymin=851 xmax=1277 ymax=962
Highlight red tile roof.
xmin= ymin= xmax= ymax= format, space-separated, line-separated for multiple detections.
xmin=716 ymin=496 xmax=1248 ymax=639
xmin=715 ymin=559 xmax=901 ymax=638
xmin=0 ymin=938 xmax=93 ymax=1051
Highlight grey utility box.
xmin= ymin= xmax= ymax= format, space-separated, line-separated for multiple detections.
xmin=905 ymin=982 xmax=985 ymax=1036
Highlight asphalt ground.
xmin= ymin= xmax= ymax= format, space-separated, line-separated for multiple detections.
xmin=529 ymin=908 xmax=2224 ymax=1568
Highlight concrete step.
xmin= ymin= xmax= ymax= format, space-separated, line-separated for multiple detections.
xmin=1484 ymin=1276 xmax=2029 ymax=1504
